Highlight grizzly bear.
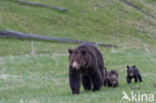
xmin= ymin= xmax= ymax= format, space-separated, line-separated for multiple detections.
xmin=104 ymin=68 xmax=118 ymax=87
xmin=68 ymin=44 xmax=106 ymax=94
xmin=126 ymin=65 xmax=143 ymax=84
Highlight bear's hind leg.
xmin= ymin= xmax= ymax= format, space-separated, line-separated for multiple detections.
xmin=138 ymin=72 xmax=143 ymax=82
xmin=82 ymin=75 xmax=92 ymax=90
xmin=91 ymin=71 xmax=102 ymax=91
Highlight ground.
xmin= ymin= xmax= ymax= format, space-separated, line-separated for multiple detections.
xmin=0 ymin=0 xmax=156 ymax=103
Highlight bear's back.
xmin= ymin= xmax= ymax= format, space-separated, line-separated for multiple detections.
xmin=76 ymin=44 xmax=105 ymax=82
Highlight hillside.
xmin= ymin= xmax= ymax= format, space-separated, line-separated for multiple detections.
xmin=0 ymin=0 xmax=156 ymax=103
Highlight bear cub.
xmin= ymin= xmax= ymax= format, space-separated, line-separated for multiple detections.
xmin=126 ymin=65 xmax=143 ymax=84
xmin=104 ymin=68 xmax=119 ymax=88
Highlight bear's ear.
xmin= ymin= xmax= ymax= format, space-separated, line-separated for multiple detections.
xmin=68 ymin=49 xmax=73 ymax=55
xmin=127 ymin=66 xmax=129 ymax=69
xmin=81 ymin=50 xmax=86 ymax=56
xmin=133 ymin=65 xmax=136 ymax=68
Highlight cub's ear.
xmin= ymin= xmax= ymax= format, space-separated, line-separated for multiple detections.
xmin=81 ymin=50 xmax=86 ymax=56
xmin=127 ymin=66 xmax=129 ymax=69
xmin=133 ymin=65 xmax=136 ymax=68
xmin=68 ymin=49 xmax=73 ymax=55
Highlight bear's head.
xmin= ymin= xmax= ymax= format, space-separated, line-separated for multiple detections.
xmin=127 ymin=65 xmax=136 ymax=77
xmin=110 ymin=70 xmax=118 ymax=87
xmin=68 ymin=48 xmax=88 ymax=71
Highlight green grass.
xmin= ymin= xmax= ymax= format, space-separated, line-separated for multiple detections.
xmin=0 ymin=0 xmax=156 ymax=103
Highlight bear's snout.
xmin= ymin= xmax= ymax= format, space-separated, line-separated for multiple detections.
xmin=72 ymin=61 xmax=79 ymax=71
xmin=129 ymin=73 xmax=134 ymax=77
xmin=72 ymin=67 xmax=77 ymax=71
xmin=112 ymin=81 xmax=117 ymax=84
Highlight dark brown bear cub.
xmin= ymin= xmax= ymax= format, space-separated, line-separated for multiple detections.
xmin=126 ymin=65 xmax=143 ymax=84
xmin=68 ymin=44 xmax=105 ymax=94
xmin=104 ymin=68 xmax=118 ymax=87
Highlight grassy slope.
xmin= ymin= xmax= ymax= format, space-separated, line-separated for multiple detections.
xmin=0 ymin=0 xmax=156 ymax=103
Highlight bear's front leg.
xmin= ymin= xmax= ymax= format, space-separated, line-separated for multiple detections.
xmin=134 ymin=76 xmax=138 ymax=83
xmin=127 ymin=76 xmax=131 ymax=84
xmin=113 ymin=82 xmax=118 ymax=88
xmin=107 ymin=80 xmax=112 ymax=87
xmin=104 ymin=79 xmax=107 ymax=86
xmin=69 ymin=70 xmax=80 ymax=94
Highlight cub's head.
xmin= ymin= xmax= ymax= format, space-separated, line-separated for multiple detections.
xmin=127 ymin=65 xmax=136 ymax=77
xmin=68 ymin=48 xmax=88 ymax=71
xmin=110 ymin=70 xmax=118 ymax=87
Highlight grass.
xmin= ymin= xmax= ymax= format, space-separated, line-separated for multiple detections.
xmin=0 ymin=0 xmax=156 ymax=103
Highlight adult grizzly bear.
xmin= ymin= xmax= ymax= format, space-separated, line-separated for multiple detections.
xmin=68 ymin=44 xmax=105 ymax=94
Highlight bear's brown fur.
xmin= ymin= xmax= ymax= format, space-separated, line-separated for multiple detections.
xmin=104 ymin=68 xmax=119 ymax=88
xmin=126 ymin=65 xmax=143 ymax=84
xmin=68 ymin=44 xmax=105 ymax=94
